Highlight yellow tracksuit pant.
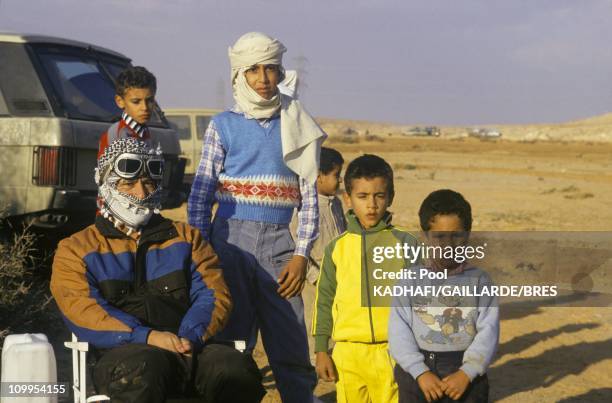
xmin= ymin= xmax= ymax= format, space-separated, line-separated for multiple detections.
xmin=332 ymin=341 xmax=398 ymax=403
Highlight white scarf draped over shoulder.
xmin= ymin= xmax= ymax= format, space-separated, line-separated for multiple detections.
xmin=228 ymin=32 xmax=327 ymax=184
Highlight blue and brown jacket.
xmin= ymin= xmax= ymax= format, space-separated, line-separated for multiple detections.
xmin=313 ymin=210 xmax=417 ymax=352
xmin=50 ymin=215 xmax=231 ymax=350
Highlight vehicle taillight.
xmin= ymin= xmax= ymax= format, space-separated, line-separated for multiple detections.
xmin=32 ymin=146 xmax=77 ymax=187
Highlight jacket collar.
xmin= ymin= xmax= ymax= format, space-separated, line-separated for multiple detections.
xmin=318 ymin=193 xmax=337 ymax=204
xmin=95 ymin=214 xmax=177 ymax=244
xmin=345 ymin=210 xmax=393 ymax=234
xmin=121 ymin=111 xmax=149 ymax=138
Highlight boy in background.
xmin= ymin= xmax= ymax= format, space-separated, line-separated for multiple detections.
xmin=313 ymin=154 xmax=417 ymax=403
xmin=98 ymin=66 xmax=156 ymax=158
xmin=388 ymin=189 xmax=499 ymax=403
xmin=295 ymin=146 xmax=346 ymax=363
xmin=296 ymin=146 xmax=346 ymax=284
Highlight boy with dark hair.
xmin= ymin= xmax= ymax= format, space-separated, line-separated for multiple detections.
xmin=389 ymin=189 xmax=499 ymax=403
xmin=97 ymin=66 xmax=157 ymax=159
xmin=295 ymin=146 xmax=346 ymax=366
xmin=342 ymin=153 xmax=395 ymax=198
xmin=313 ymin=154 xmax=416 ymax=403
xmin=319 ymin=147 xmax=344 ymax=181
xmin=114 ymin=66 xmax=158 ymax=97
xmin=418 ymin=189 xmax=472 ymax=233
xmin=305 ymin=146 xmax=346 ymax=284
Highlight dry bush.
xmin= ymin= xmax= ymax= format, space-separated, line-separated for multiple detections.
xmin=393 ymin=163 xmax=417 ymax=171
xmin=0 ymin=210 xmax=36 ymax=301
xmin=0 ymin=208 xmax=52 ymax=343
xmin=339 ymin=135 xmax=359 ymax=144
xmin=365 ymin=134 xmax=384 ymax=142
xmin=0 ymin=229 xmax=36 ymax=306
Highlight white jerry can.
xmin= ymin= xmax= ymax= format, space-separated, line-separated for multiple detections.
xmin=1 ymin=333 xmax=58 ymax=403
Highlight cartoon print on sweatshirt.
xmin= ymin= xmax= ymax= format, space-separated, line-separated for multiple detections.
xmin=413 ymin=296 xmax=477 ymax=345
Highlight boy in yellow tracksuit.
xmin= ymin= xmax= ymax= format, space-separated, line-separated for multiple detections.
xmin=313 ymin=154 xmax=417 ymax=403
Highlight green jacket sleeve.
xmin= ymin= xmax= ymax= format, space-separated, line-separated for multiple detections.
xmin=312 ymin=241 xmax=338 ymax=353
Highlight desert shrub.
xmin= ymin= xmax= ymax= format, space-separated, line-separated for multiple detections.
xmin=340 ymin=135 xmax=359 ymax=144
xmin=0 ymin=209 xmax=51 ymax=343
xmin=0 ymin=208 xmax=36 ymax=304
xmin=393 ymin=163 xmax=417 ymax=170
xmin=365 ymin=134 xmax=384 ymax=142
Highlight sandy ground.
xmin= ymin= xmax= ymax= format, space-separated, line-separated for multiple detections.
xmin=162 ymin=136 xmax=612 ymax=402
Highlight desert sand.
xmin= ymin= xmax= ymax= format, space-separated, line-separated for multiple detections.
xmin=162 ymin=116 xmax=612 ymax=402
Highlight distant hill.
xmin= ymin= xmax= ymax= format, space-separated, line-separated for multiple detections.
xmin=497 ymin=112 xmax=612 ymax=142
xmin=316 ymin=112 xmax=612 ymax=143
xmin=567 ymin=112 xmax=612 ymax=126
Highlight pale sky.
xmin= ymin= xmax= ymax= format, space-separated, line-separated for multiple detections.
xmin=1 ymin=0 xmax=611 ymax=125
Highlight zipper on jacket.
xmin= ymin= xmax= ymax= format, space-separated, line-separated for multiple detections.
xmin=134 ymin=238 xmax=151 ymax=292
xmin=362 ymin=230 xmax=376 ymax=343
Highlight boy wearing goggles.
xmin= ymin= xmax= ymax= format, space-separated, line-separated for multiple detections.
xmin=51 ymin=138 xmax=265 ymax=402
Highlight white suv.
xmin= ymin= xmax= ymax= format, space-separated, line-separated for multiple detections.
xmin=0 ymin=33 xmax=184 ymax=231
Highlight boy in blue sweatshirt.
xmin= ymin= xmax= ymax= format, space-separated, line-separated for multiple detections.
xmin=388 ymin=189 xmax=499 ymax=403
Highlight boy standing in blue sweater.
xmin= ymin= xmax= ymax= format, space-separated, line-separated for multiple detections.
xmin=188 ymin=32 xmax=326 ymax=402
xmin=388 ymin=189 xmax=499 ymax=403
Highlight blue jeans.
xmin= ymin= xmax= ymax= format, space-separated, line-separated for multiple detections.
xmin=211 ymin=217 xmax=316 ymax=403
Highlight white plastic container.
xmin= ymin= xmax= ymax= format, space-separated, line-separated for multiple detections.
xmin=1 ymin=333 xmax=58 ymax=403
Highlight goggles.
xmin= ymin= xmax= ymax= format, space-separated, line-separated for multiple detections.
xmin=113 ymin=153 xmax=164 ymax=180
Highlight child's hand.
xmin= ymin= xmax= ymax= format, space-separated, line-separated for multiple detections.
xmin=315 ymin=352 xmax=337 ymax=382
xmin=277 ymin=255 xmax=307 ymax=299
xmin=442 ymin=370 xmax=470 ymax=400
xmin=416 ymin=371 xmax=447 ymax=402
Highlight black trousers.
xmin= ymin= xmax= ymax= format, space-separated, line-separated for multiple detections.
xmin=93 ymin=343 xmax=265 ymax=403
xmin=394 ymin=350 xmax=489 ymax=403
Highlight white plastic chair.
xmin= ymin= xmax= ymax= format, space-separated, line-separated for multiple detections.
xmin=63 ymin=333 xmax=110 ymax=403
xmin=64 ymin=334 xmax=247 ymax=403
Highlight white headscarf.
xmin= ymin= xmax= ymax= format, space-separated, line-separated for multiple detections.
xmin=228 ymin=32 xmax=327 ymax=184
xmin=278 ymin=70 xmax=298 ymax=98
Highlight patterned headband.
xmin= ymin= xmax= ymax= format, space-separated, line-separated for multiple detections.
xmin=98 ymin=138 xmax=161 ymax=172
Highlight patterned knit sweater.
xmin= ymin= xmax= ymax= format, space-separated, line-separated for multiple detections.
xmin=212 ymin=111 xmax=300 ymax=224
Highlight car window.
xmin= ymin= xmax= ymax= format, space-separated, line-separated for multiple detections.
xmin=0 ymin=87 xmax=9 ymax=116
xmin=100 ymin=61 xmax=127 ymax=80
xmin=195 ymin=116 xmax=211 ymax=140
xmin=34 ymin=49 xmax=120 ymax=121
xmin=166 ymin=115 xmax=191 ymax=140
